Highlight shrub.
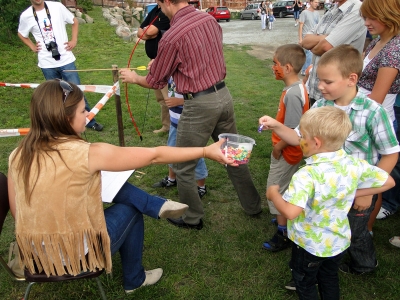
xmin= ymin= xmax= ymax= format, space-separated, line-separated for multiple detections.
xmin=0 ymin=0 xmax=31 ymax=43
xmin=77 ymin=0 xmax=93 ymax=12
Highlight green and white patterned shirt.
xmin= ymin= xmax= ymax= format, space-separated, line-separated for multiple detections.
xmin=312 ymin=92 xmax=399 ymax=165
xmin=284 ymin=149 xmax=388 ymax=257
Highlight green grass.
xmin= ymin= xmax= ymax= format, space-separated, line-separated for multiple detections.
xmin=1 ymin=6 xmax=400 ymax=300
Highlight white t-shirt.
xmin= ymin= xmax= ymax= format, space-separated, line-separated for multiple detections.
xmin=18 ymin=1 xmax=76 ymax=68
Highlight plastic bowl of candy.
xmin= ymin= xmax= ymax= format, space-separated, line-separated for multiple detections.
xmin=218 ymin=133 xmax=256 ymax=165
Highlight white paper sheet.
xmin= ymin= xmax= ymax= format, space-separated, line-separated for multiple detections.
xmin=101 ymin=170 xmax=134 ymax=203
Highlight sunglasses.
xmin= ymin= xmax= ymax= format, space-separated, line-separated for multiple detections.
xmin=56 ymin=79 xmax=73 ymax=103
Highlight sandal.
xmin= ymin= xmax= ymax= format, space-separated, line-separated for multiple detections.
xmin=262 ymin=231 xmax=291 ymax=252
xmin=389 ymin=236 xmax=400 ymax=248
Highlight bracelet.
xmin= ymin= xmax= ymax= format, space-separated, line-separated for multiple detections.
xmin=203 ymin=147 xmax=206 ymax=158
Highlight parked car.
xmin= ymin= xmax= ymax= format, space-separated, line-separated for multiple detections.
xmin=272 ymin=0 xmax=303 ymax=18
xmin=206 ymin=6 xmax=231 ymax=22
xmin=240 ymin=3 xmax=261 ymax=20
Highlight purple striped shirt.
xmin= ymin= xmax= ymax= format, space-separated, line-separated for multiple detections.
xmin=146 ymin=5 xmax=226 ymax=94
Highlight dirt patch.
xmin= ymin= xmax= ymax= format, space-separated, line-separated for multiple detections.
xmin=246 ymin=45 xmax=276 ymax=61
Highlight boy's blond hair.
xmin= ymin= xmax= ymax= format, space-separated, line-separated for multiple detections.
xmin=318 ymin=44 xmax=363 ymax=78
xmin=299 ymin=106 xmax=352 ymax=151
xmin=275 ymin=44 xmax=306 ymax=74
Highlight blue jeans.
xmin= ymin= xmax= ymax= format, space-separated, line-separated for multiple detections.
xmin=301 ymin=49 xmax=312 ymax=73
xmin=104 ymin=182 xmax=166 ymax=290
xmin=41 ymin=61 xmax=97 ymax=127
xmin=346 ymin=195 xmax=377 ymax=273
xmin=294 ymin=11 xmax=300 ymax=20
xmin=381 ymin=106 xmax=400 ymax=213
xmin=168 ymin=125 xmax=208 ymax=180
xmin=290 ymin=243 xmax=344 ymax=300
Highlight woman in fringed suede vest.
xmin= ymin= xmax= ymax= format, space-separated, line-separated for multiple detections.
xmin=8 ymin=80 xmax=234 ymax=294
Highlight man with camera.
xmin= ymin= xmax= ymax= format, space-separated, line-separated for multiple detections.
xmin=18 ymin=0 xmax=103 ymax=131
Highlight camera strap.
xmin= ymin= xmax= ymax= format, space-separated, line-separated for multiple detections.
xmin=32 ymin=2 xmax=58 ymax=46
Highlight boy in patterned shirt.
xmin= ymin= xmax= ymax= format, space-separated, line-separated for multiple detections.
xmin=267 ymin=106 xmax=394 ymax=299
xmin=259 ymin=45 xmax=399 ymax=278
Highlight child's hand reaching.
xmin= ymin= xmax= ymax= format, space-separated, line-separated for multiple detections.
xmin=258 ymin=116 xmax=280 ymax=131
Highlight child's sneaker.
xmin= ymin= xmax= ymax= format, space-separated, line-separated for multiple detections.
xmin=152 ymin=176 xmax=177 ymax=188
xmin=262 ymin=230 xmax=291 ymax=252
xmin=197 ymin=186 xmax=207 ymax=198
xmin=376 ymin=207 xmax=393 ymax=220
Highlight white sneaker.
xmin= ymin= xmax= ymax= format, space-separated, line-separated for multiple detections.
xmin=376 ymin=207 xmax=392 ymax=220
xmin=159 ymin=200 xmax=188 ymax=219
xmin=295 ymin=23 xmax=298 ymax=27
xmin=125 ymin=268 xmax=163 ymax=293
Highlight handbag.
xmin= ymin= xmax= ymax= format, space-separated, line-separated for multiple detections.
xmin=7 ymin=241 xmax=24 ymax=278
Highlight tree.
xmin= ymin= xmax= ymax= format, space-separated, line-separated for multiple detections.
xmin=0 ymin=0 xmax=30 ymax=43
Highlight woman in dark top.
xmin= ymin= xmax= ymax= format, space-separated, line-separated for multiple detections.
xmin=294 ymin=0 xmax=301 ymax=27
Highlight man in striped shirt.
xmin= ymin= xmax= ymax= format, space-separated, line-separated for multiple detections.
xmin=120 ymin=0 xmax=262 ymax=229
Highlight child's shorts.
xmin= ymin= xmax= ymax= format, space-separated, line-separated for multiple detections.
xmin=266 ymin=153 xmax=300 ymax=215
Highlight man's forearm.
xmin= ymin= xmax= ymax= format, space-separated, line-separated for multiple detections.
xmin=71 ymin=18 xmax=79 ymax=43
xmin=311 ymin=38 xmax=332 ymax=56
xmin=298 ymin=23 xmax=303 ymax=42
xmin=301 ymin=34 xmax=324 ymax=50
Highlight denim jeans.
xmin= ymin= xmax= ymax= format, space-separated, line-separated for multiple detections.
xmin=301 ymin=49 xmax=312 ymax=74
xmin=41 ymin=61 xmax=97 ymax=127
xmin=294 ymin=11 xmax=300 ymax=20
xmin=168 ymin=125 xmax=208 ymax=180
xmin=381 ymin=106 xmax=400 ymax=213
xmin=290 ymin=243 xmax=344 ymax=300
xmin=104 ymin=182 xmax=166 ymax=290
xmin=173 ymin=86 xmax=261 ymax=224
xmin=346 ymin=195 xmax=377 ymax=273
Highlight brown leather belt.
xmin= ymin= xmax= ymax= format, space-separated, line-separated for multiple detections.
xmin=183 ymin=81 xmax=225 ymax=100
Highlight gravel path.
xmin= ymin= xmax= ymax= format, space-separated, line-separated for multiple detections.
xmin=218 ymin=11 xmax=324 ymax=60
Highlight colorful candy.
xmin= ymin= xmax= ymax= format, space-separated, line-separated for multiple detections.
xmin=221 ymin=145 xmax=252 ymax=164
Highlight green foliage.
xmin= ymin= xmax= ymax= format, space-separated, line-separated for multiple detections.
xmin=0 ymin=0 xmax=31 ymax=44
xmin=230 ymin=11 xmax=241 ymax=19
xmin=77 ymin=0 xmax=93 ymax=12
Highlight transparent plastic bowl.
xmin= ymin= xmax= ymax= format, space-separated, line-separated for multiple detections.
xmin=218 ymin=133 xmax=256 ymax=164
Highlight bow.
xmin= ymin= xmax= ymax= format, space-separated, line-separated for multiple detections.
xmin=125 ymin=14 xmax=160 ymax=141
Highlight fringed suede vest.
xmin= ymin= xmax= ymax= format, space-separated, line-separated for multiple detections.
xmin=9 ymin=140 xmax=112 ymax=276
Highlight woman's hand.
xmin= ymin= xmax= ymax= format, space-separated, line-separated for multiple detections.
xmin=205 ymin=139 xmax=237 ymax=166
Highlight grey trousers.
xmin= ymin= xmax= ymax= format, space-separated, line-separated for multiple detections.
xmin=173 ymin=86 xmax=262 ymax=224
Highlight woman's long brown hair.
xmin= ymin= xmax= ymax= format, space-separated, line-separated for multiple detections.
xmin=12 ymin=80 xmax=85 ymax=203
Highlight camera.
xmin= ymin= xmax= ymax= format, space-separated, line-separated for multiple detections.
xmin=45 ymin=41 xmax=61 ymax=61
